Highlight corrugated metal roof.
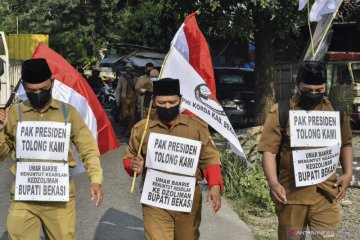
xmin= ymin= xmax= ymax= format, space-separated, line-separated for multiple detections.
xmin=134 ymin=51 xmax=166 ymax=59
xmin=100 ymin=51 xmax=165 ymax=68
xmin=100 ymin=53 xmax=126 ymax=64
xmin=127 ymin=56 xmax=163 ymax=68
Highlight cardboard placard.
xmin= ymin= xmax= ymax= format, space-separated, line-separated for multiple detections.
xmin=15 ymin=162 xmax=69 ymax=201
xmin=141 ymin=169 xmax=196 ymax=212
xmin=289 ymin=110 xmax=341 ymax=147
xmin=146 ymin=133 xmax=201 ymax=176
xmin=16 ymin=121 xmax=71 ymax=161
xmin=293 ymin=145 xmax=340 ymax=187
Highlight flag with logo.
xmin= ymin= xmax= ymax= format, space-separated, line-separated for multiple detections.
xmin=160 ymin=13 xmax=246 ymax=159
xmin=17 ymin=43 xmax=120 ymax=173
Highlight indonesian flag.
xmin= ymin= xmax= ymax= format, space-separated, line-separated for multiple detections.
xmin=171 ymin=12 xmax=216 ymax=99
xmin=161 ymin=13 xmax=247 ymax=160
xmin=17 ymin=43 xmax=119 ymax=173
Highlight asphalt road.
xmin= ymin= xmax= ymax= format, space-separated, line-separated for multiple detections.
xmin=0 ymin=144 xmax=254 ymax=240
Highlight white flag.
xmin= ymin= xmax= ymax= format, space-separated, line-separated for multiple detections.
xmin=161 ymin=47 xmax=247 ymax=160
xmin=299 ymin=0 xmax=308 ymax=11
xmin=310 ymin=0 xmax=342 ymax=22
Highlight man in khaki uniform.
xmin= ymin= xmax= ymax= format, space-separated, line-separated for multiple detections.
xmin=135 ymin=62 xmax=154 ymax=119
xmin=0 ymin=58 xmax=103 ymax=240
xmin=258 ymin=61 xmax=353 ymax=240
xmin=142 ymin=69 xmax=160 ymax=119
xmin=115 ymin=63 xmax=137 ymax=136
xmin=123 ymin=78 xmax=224 ymax=240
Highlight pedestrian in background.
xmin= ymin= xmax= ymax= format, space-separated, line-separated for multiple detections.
xmin=136 ymin=62 xmax=154 ymax=119
xmin=87 ymin=68 xmax=103 ymax=94
xmin=115 ymin=63 xmax=137 ymax=137
xmin=141 ymin=68 xmax=160 ymax=119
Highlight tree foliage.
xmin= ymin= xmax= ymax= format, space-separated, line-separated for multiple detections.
xmin=1 ymin=0 xmax=356 ymax=123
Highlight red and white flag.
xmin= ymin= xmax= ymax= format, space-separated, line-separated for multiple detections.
xmin=171 ymin=12 xmax=216 ymax=99
xmin=161 ymin=13 xmax=246 ymax=160
xmin=17 ymin=43 xmax=119 ymax=173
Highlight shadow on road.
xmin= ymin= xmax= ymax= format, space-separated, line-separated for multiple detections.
xmin=0 ymin=232 xmax=46 ymax=240
xmin=94 ymin=208 xmax=144 ymax=240
xmin=0 ymin=232 xmax=7 ymax=240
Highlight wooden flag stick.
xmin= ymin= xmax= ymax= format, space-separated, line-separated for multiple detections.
xmin=130 ymin=99 xmax=153 ymax=193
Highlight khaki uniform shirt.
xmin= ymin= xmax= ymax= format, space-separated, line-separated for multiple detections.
xmin=0 ymin=99 xmax=103 ymax=184
xmin=115 ymin=75 xmax=137 ymax=104
xmin=135 ymin=75 xmax=152 ymax=118
xmin=258 ymin=96 xmax=352 ymax=204
xmin=125 ymin=114 xmax=221 ymax=180
xmin=135 ymin=75 xmax=151 ymax=93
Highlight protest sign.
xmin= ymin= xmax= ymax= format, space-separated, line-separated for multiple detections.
xmin=146 ymin=133 xmax=201 ymax=176
xmin=16 ymin=121 xmax=71 ymax=161
xmin=15 ymin=162 xmax=69 ymax=201
xmin=289 ymin=111 xmax=341 ymax=147
xmin=293 ymin=145 xmax=340 ymax=187
xmin=141 ymin=169 xmax=196 ymax=212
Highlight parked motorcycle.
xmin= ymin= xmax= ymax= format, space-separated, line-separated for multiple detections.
xmin=96 ymin=83 xmax=120 ymax=122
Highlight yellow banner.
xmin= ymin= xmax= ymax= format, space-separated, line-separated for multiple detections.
xmin=5 ymin=34 xmax=49 ymax=60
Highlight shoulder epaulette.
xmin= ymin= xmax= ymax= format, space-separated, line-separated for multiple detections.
xmin=189 ymin=116 xmax=208 ymax=128
xmin=133 ymin=119 xmax=147 ymax=129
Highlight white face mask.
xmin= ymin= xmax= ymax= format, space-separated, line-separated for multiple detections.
xmin=151 ymin=77 xmax=158 ymax=81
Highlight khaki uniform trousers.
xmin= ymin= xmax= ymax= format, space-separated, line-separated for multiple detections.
xmin=143 ymin=185 xmax=202 ymax=240
xmin=276 ymin=190 xmax=340 ymax=240
xmin=121 ymin=98 xmax=136 ymax=132
xmin=7 ymin=179 xmax=76 ymax=240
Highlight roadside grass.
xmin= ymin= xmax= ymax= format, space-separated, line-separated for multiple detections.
xmin=255 ymin=235 xmax=277 ymax=240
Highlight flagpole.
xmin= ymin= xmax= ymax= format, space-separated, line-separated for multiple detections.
xmin=159 ymin=48 xmax=172 ymax=77
xmin=130 ymin=99 xmax=153 ymax=193
xmin=307 ymin=0 xmax=315 ymax=59
xmin=4 ymin=79 xmax=22 ymax=109
xmin=130 ymin=54 xmax=172 ymax=193
xmin=312 ymin=0 xmax=343 ymax=59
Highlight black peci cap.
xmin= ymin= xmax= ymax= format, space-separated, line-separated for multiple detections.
xmin=153 ymin=78 xmax=180 ymax=96
xmin=296 ymin=61 xmax=326 ymax=85
xmin=22 ymin=58 xmax=52 ymax=84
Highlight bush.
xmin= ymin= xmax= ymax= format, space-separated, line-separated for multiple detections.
xmin=220 ymin=132 xmax=275 ymax=215
xmin=221 ymin=152 xmax=274 ymax=214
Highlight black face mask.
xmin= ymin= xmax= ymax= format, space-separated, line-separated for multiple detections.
xmin=156 ymin=104 xmax=180 ymax=122
xmin=299 ymin=90 xmax=324 ymax=110
xmin=26 ymin=88 xmax=52 ymax=109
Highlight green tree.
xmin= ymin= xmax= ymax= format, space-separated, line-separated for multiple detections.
xmin=0 ymin=0 xmax=322 ymax=124
xmin=0 ymin=0 xmax=127 ymax=66
xmin=120 ymin=1 xmax=179 ymax=51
